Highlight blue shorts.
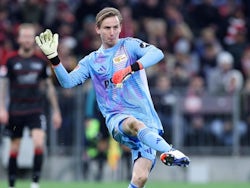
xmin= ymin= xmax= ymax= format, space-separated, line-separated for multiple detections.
xmin=111 ymin=119 xmax=157 ymax=168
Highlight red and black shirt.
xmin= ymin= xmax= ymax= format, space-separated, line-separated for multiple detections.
xmin=0 ymin=52 xmax=50 ymax=116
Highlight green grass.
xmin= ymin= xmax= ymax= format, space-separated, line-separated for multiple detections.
xmin=1 ymin=181 xmax=250 ymax=188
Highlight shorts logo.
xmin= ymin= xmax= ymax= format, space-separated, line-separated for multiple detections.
xmin=144 ymin=148 xmax=152 ymax=154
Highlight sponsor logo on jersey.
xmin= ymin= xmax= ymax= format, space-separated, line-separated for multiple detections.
xmin=113 ymin=54 xmax=127 ymax=64
xmin=104 ymin=78 xmax=115 ymax=89
xmin=14 ymin=62 xmax=22 ymax=70
xmin=31 ymin=62 xmax=42 ymax=70
xmin=18 ymin=72 xmax=38 ymax=84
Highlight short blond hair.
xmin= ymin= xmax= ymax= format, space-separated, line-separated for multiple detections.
xmin=18 ymin=23 xmax=36 ymax=35
xmin=96 ymin=7 xmax=122 ymax=28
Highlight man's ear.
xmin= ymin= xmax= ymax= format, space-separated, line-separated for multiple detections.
xmin=95 ymin=26 xmax=100 ymax=34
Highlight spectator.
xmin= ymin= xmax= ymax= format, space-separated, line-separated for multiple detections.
xmin=0 ymin=23 xmax=62 ymax=188
xmin=184 ymin=115 xmax=219 ymax=147
xmin=210 ymin=118 xmax=246 ymax=146
xmin=186 ymin=75 xmax=206 ymax=97
xmin=133 ymin=0 xmax=163 ymax=20
xmin=19 ymin=0 xmax=46 ymax=25
xmin=208 ymin=51 xmax=244 ymax=95
xmin=196 ymin=27 xmax=222 ymax=81
xmin=195 ymin=26 xmax=222 ymax=59
xmin=172 ymin=38 xmax=200 ymax=82
xmin=242 ymin=0 xmax=250 ymax=41
xmin=48 ymin=2 xmax=76 ymax=37
xmin=75 ymin=15 xmax=101 ymax=57
xmin=0 ymin=6 xmax=16 ymax=65
xmin=171 ymin=62 xmax=190 ymax=91
xmin=224 ymin=7 xmax=248 ymax=71
xmin=184 ymin=76 xmax=205 ymax=115
xmin=119 ymin=5 xmax=138 ymax=38
xmin=75 ymin=0 xmax=102 ymax=28
xmin=163 ymin=3 xmax=193 ymax=51
xmin=144 ymin=18 xmax=168 ymax=51
xmin=189 ymin=0 xmax=221 ymax=35
xmin=169 ymin=23 xmax=193 ymax=53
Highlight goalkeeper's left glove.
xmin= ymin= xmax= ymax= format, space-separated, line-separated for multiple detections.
xmin=35 ymin=29 xmax=60 ymax=65
xmin=112 ymin=62 xmax=143 ymax=85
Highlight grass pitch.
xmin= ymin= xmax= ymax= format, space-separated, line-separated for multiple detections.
xmin=1 ymin=181 xmax=250 ymax=188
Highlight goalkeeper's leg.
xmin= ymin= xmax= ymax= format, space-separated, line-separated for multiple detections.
xmin=122 ymin=117 xmax=172 ymax=152
xmin=128 ymin=157 xmax=152 ymax=188
xmin=122 ymin=117 xmax=190 ymax=167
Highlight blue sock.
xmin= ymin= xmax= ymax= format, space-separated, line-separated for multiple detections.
xmin=128 ymin=182 xmax=138 ymax=188
xmin=137 ymin=127 xmax=171 ymax=153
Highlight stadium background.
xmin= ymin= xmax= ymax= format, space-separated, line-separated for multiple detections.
xmin=1 ymin=0 xmax=250 ymax=187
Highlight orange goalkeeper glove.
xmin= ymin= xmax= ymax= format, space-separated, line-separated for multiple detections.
xmin=112 ymin=62 xmax=143 ymax=85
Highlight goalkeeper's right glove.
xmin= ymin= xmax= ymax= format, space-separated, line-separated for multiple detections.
xmin=112 ymin=62 xmax=143 ymax=85
xmin=35 ymin=29 xmax=60 ymax=65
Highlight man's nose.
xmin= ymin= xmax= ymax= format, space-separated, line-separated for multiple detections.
xmin=110 ymin=28 xmax=114 ymax=35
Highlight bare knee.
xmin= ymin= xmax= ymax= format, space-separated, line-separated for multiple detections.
xmin=131 ymin=172 xmax=148 ymax=187
xmin=123 ymin=117 xmax=145 ymax=136
xmin=10 ymin=139 xmax=21 ymax=153
xmin=31 ymin=129 xmax=45 ymax=148
xmin=130 ymin=157 xmax=152 ymax=187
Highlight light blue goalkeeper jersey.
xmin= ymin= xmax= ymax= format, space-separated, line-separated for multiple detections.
xmin=54 ymin=37 xmax=164 ymax=134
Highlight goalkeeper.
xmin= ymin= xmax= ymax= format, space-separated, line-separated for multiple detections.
xmin=35 ymin=7 xmax=190 ymax=188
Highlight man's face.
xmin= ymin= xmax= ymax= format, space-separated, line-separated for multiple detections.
xmin=17 ymin=27 xmax=36 ymax=51
xmin=96 ymin=16 xmax=121 ymax=49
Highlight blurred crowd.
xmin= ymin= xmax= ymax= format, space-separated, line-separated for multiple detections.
xmin=1 ymin=0 xmax=250 ymax=149
xmin=1 ymin=0 xmax=250 ymax=92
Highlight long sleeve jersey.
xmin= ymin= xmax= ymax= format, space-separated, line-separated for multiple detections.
xmin=54 ymin=37 xmax=164 ymax=134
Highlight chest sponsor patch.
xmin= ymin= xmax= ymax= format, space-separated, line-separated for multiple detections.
xmin=113 ymin=54 xmax=128 ymax=64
